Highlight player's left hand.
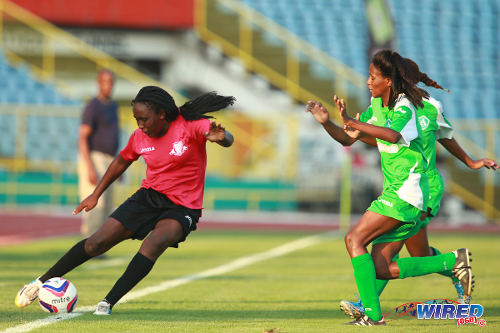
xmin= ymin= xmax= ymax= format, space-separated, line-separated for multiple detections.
xmin=469 ymin=158 xmax=498 ymax=170
xmin=204 ymin=121 xmax=226 ymax=143
xmin=334 ymin=95 xmax=352 ymax=125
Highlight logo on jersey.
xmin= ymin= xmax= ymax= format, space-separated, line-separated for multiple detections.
xmin=418 ymin=115 xmax=430 ymax=130
xmin=140 ymin=146 xmax=155 ymax=153
xmin=169 ymin=140 xmax=188 ymax=156
xmin=385 ymin=119 xmax=391 ymax=128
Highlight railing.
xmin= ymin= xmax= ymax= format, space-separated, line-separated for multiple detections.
xmin=194 ymin=0 xmax=367 ymax=119
xmin=0 ymin=0 xmax=183 ymax=102
xmin=0 ymin=0 xmax=306 ymax=211
xmin=194 ymin=0 xmax=499 ymax=220
xmin=444 ymin=120 xmax=500 ymax=220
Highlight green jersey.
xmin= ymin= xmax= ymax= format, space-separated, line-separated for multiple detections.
xmin=417 ymin=97 xmax=454 ymax=217
xmin=360 ymin=95 xmax=429 ymax=211
xmin=417 ymin=97 xmax=454 ymax=173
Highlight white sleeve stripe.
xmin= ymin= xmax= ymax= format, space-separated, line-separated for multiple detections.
xmin=398 ymin=111 xmax=418 ymax=146
xmin=427 ymin=97 xmax=454 ymax=139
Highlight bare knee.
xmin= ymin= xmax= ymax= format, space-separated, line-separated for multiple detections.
xmin=85 ymin=236 xmax=112 ymax=256
xmin=345 ymin=231 xmax=365 ymax=257
xmin=140 ymin=230 xmax=182 ymax=261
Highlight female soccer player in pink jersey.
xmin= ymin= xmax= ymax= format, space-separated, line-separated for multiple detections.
xmin=15 ymin=86 xmax=235 ymax=315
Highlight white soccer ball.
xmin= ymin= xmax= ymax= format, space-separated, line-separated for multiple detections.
xmin=38 ymin=277 xmax=78 ymax=313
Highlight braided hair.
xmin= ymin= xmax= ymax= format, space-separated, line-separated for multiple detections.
xmin=404 ymin=58 xmax=448 ymax=92
xmin=132 ymin=86 xmax=236 ymax=121
xmin=371 ymin=50 xmax=429 ymax=109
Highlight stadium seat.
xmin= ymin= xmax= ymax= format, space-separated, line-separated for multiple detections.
xmin=388 ymin=0 xmax=499 ymax=120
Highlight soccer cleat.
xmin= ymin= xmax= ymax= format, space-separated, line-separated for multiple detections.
xmin=452 ymin=280 xmax=472 ymax=304
xmin=15 ymin=278 xmax=43 ymax=308
xmin=452 ymin=248 xmax=474 ymax=298
xmin=344 ymin=314 xmax=386 ymax=326
xmin=340 ymin=299 xmax=365 ymax=319
xmin=93 ymin=300 xmax=112 ymax=315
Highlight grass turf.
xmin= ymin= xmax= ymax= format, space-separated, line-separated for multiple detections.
xmin=1 ymin=230 xmax=499 ymax=332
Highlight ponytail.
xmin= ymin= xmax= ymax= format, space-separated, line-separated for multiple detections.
xmin=404 ymin=58 xmax=448 ymax=92
xmin=132 ymin=86 xmax=235 ymax=121
xmin=179 ymin=91 xmax=236 ymax=121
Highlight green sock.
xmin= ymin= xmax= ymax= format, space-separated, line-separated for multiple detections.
xmin=431 ymin=246 xmax=459 ymax=282
xmin=375 ymin=279 xmax=388 ymax=297
xmin=397 ymin=252 xmax=455 ymax=279
xmin=351 ymin=253 xmax=382 ymax=321
xmin=375 ymin=253 xmax=398 ymax=296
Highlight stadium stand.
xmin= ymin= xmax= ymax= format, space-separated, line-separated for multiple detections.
xmin=389 ymin=0 xmax=500 ymax=120
xmin=238 ymin=0 xmax=499 ymax=123
xmin=0 ymin=52 xmax=81 ymax=162
xmin=238 ymin=0 xmax=369 ymax=75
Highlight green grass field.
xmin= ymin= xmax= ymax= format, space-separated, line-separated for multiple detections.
xmin=1 ymin=230 xmax=499 ymax=332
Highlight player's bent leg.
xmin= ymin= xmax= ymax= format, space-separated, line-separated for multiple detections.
xmin=372 ymin=241 xmax=405 ymax=280
xmin=344 ymin=212 xmax=402 ymax=324
xmin=404 ymin=226 xmax=432 ymax=257
xmin=94 ymin=219 xmax=184 ymax=314
xmin=15 ymin=218 xmax=132 ymax=309
xmin=85 ymin=218 xmax=134 ymax=256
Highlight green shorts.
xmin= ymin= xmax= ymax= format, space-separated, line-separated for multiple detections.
xmin=420 ymin=170 xmax=444 ymax=229
xmin=368 ymin=189 xmax=424 ymax=244
xmin=427 ymin=170 xmax=444 ymax=217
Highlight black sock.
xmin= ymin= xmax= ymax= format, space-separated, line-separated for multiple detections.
xmin=39 ymin=239 xmax=92 ymax=282
xmin=105 ymin=252 xmax=155 ymax=306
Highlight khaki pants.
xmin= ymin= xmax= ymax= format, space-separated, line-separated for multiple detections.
xmin=77 ymin=151 xmax=115 ymax=237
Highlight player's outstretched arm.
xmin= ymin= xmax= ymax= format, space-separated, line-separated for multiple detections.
xmin=438 ymin=137 xmax=498 ymax=170
xmin=73 ymin=155 xmax=133 ymax=215
xmin=334 ymin=95 xmax=401 ymax=144
xmin=204 ymin=121 xmax=234 ymax=147
xmin=305 ymin=100 xmax=357 ymax=146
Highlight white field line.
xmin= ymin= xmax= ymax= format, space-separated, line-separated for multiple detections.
xmin=2 ymin=231 xmax=339 ymax=333
xmin=81 ymin=258 xmax=130 ymax=271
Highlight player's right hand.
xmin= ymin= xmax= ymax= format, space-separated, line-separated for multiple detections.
xmin=343 ymin=113 xmax=361 ymax=139
xmin=305 ymin=100 xmax=330 ymax=124
xmin=73 ymin=194 xmax=98 ymax=215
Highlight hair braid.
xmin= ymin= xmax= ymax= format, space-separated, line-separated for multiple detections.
xmin=132 ymin=86 xmax=235 ymax=121
xmin=404 ymin=58 xmax=448 ymax=92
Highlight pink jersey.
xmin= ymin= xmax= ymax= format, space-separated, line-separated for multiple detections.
xmin=120 ymin=116 xmax=210 ymax=209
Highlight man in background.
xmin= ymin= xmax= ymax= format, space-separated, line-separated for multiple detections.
xmin=78 ymin=69 xmax=119 ymax=249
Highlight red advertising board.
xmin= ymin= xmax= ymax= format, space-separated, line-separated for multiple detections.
xmin=10 ymin=0 xmax=194 ymax=29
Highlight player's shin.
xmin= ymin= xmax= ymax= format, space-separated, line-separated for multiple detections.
xmin=351 ymin=253 xmax=383 ymax=321
xmin=396 ymin=252 xmax=455 ymax=278
xmin=104 ymin=252 xmax=155 ymax=306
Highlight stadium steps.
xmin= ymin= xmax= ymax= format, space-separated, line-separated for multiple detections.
xmin=196 ymin=0 xmax=367 ymax=117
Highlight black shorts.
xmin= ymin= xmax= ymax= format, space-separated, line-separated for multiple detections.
xmin=110 ymin=188 xmax=201 ymax=247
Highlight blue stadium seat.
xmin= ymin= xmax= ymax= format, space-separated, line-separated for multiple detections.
xmin=239 ymin=0 xmax=369 ymax=75
xmin=388 ymin=0 xmax=499 ymax=119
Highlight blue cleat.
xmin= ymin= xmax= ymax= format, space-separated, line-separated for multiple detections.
xmin=340 ymin=296 xmax=365 ymax=319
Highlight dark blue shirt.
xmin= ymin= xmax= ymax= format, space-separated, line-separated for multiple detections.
xmin=81 ymin=97 xmax=119 ymax=156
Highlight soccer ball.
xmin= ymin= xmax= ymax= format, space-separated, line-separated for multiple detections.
xmin=38 ymin=277 xmax=78 ymax=313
